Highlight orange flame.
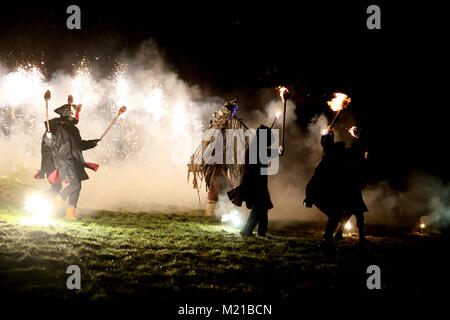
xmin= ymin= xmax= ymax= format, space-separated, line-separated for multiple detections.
xmin=277 ymin=86 xmax=289 ymax=101
xmin=327 ymin=93 xmax=351 ymax=112
xmin=348 ymin=126 xmax=359 ymax=138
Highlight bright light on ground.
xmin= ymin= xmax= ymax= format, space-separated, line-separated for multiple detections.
xmin=344 ymin=220 xmax=352 ymax=230
xmin=221 ymin=209 xmax=243 ymax=228
xmin=22 ymin=194 xmax=55 ymax=226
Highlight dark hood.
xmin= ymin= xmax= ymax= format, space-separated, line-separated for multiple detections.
xmin=54 ymin=104 xmax=78 ymax=124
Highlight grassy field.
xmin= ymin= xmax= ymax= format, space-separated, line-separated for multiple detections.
xmin=1 ymin=174 xmax=449 ymax=309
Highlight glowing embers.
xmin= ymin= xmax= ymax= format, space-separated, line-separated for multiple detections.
xmin=221 ymin=209 xmax=244 ymax=228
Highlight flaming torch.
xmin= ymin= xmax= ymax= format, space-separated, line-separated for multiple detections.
xmin=277 ymin=86 xmax=290 ymax=150
xmin=348 ymin=126 xmax=360 ymax=138
xmin=327 ymin=93 xmax=351 ymax=129
xmin=99 ymin=106 xmax=127 ymax=141
xmin=270 ymin=111 xmax=282 ymax=129
xmin=44 ymin=90 xmax=51 ymax=138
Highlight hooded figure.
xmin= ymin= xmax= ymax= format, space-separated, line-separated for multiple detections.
xmin=304 ymin=128 xmax=368 ymax=244
xmin=36 ymin=95 xmax=99 ymax=220
xmin=228 ymin=125 xmax=281 ymax=237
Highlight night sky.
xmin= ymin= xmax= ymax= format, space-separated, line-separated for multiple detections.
xmin=1 ymin=1 xmax=447 ymax=185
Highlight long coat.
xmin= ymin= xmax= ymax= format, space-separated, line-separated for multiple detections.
xmin=38 ymin=104 xmax=98 ymax=183
xmin=305 ymin=132 xmax=368 ymax=216
xmin=227 ymin=126 xmax=274 ymax=210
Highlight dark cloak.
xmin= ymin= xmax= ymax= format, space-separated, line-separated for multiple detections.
xmin=37 ymin=104 xmax=98 ymax=183
xmin=305 ymin=132 xmax=368 ymax=216
xmin=228 ymin=126 xmax=275 ymax=210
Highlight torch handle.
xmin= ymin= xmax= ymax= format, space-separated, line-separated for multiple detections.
xmin=46 ymin=101 xmax=50 ymax=132
xmin=270 ymin=116 xmax=277 ymax=129
xmin=329 ymin=109 xmax=342 ymax=129
xmin=281 ymin=100 xmax=287 ymax=149
xmin=99 ymin=114 xmax=120 ymax=141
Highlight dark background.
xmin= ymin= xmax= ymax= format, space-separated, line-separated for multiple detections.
xmin=0 ymin=1 xmax=447 ymax=186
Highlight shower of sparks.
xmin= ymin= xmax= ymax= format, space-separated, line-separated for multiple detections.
xmin=112 ymin=63 xmax=131 ymax=110
xmin=70 ymin=61 xmax=98 ymax=106
xmin=0 ymin=58 xmax=204 ymax=172
xmin=145 ymin=83 xmax=166 ymax=121
xmin=1 ymin=64 xmax=45 ymax=107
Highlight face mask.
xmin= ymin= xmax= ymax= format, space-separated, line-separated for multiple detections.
xmin=70 ymin=106 xmax=80 ymax=123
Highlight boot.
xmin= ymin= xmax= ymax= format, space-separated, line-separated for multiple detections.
xmin=52 ymin=194 xmax=66 ymax=217
xmin=205 ymin=200 xmax=216 ymax=217
xmin=65 ymin=207 xmax=78 ymax=220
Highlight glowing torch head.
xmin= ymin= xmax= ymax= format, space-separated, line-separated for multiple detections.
xmin=44 ymin=90 xmax=51 ymax=101
xmin=348 ymin=126 xmax=361 ymax=138
xmin=327 ymin=93 xmax=351 ymax=112
xmin=277 ymin=86 xmax=290 ymax=102
xmin=118 ymin=106 xmax=127 ymax=116
xmin=275 ymin=111 xmax=282 ymax=119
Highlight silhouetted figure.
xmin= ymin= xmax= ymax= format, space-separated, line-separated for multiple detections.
xmin=334 ymin=134 xmax=369 ymax=241
xmin=228 ymin=125 xmax=281 ymax=237
xmin=304 ymin=128 xmax=368 ymax=244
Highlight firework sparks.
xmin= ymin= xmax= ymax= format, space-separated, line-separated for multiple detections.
xmin=1 ymin=64 xmax=45 ymax=107
xmin=70 ymin=63 xmax=97 ymax=106
xmin=145 ymin=84 xmax=166 ymax=121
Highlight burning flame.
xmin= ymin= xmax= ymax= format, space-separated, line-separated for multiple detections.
xmin=275 ymin=111 xmax=282 ymax=118
xmin=348 ymin=126 xmax=360 ymax=138
xmin=277 ymin=86 xmax=289 ymax=101
xmin=420 ymin=223 xmax=426 ymax=229
xmin=327 ymin=93 xmax=351 ymax=112
xmin=321 ymin=128 xmax=329 ymax=136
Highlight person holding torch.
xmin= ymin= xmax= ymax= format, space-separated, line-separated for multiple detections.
xmin=36 ymin=94 xmax=100 ymax=220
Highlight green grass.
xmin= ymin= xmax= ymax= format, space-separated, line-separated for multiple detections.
xmin=1 ymin=175 xmax=449 ymax=303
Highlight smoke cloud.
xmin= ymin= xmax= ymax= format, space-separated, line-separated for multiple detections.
xmin=1 ymin=39 xmax=448 ymax=228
